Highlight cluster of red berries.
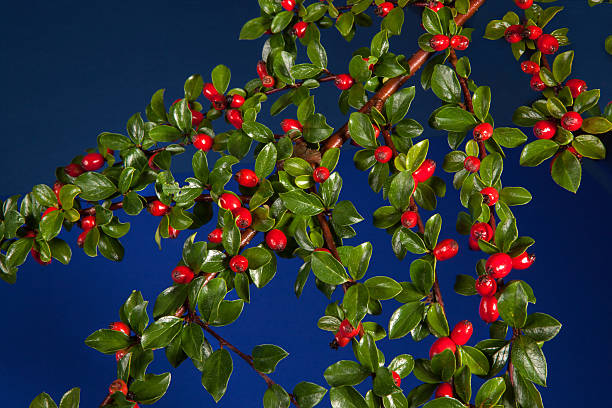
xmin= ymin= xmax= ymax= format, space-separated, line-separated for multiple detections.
xmin=64 ymin=151 xmax=108 ymax=178
xmin=76 ymin=214 xmax=97 ymax=248
xmin=428 ymin=320 xmax=474 ymax=399
xmin=429 ymin=34 xmax=470 ymax=52
xmin=202 ymin=82 xmax=244 ymax=130
xmin=533 ymin=111 xmax=584 ymax=140
xmin=107 ymin=378 xmax=139 ymax=407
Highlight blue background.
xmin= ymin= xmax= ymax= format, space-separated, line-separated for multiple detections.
xmin=1 ymin=0 xmax=611 ymax=407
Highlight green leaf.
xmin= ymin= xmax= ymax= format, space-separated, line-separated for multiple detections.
xmin=239 ymin=17 xmax=268 ymax=40
xmin=472 ymin=86 xmax=491 ymax=122
xmin=500 ymin=187 xmax=532 ymax=206
xmin=324 ymin=361 xmax=370 ymax=387
xmin=426 ymin=303 xmax=449 ymax=338
xmin=264 ymin=383 xmax=291 ymax=408
xmin=422 ymin=397 xmax=465 ymax=408
xmin=431 ymin=107 xmax=477 ymax=132
xmin=336 ymin=11 xmax=354 ymax=37
xmin=311 ymin=251 xmax=350 ymax=285
xmin=519 ymin=140 xmax=559 ymax=167
xmin=399 ymin=229 xmax=428 ymax=254
xmin=512 ymin=335 xmax=547 ymax=386
xmin=292 ymin=382 xmax=327 ymax=408
xmin=454 ymin=274 xmax=477 ymax=296
xmin=389 ymin=354 xmax=415 ymax=378
xmin=303 ymin=113 xmax=334 ymax=143
xmin=130 ymin=373 xmax=171 ymax=404
xmin=33 ymin=184 xmax=58 ymax=207
xmin=29 ymin=393 xmax=58 ymax=408
xmin=39 ymin=210 xmax=64 ymax=241
xmin=58 ymin=388 xmax=80 ymax=408
xmin=422 ymin=7 xmax=443 ymax=34
xmin=424 ymin=213 xmax=442 ymax=249
xmin=459 ymin=346 xmax=489 ymax=376
xmin=364 ymin=276 xmax=402 ymax=300
xmin=406 ymin=139 xmax=429 ymax=172
xmin=493 ymin=127 xmax=527 ymax=148
xmin=582 ymin=116 xmax=612 ymax=134
xmin=431 ymin=349 xmax=456 ymax=382
xmin=498 ymin=281 xmax=528 ymax=328
xmin=373 ymin=367 xmax=401 ymax=397
xmin=255 ymin=142 xmax=277 ymax=179
xmin=388 ymin=301 xmax=425 ymax=339
xmin=552 ymin=50 xmax=573 ymax=83
xmin=349 ymin=112 xmax=377 ymax=148
xmin=431 ymin=65 xmax=461 ymax=103
xmin=197 ymin=277 xmax=227 ymax=321
xmin=572 ymin=135 xmax=606 ymax=159
xmin=280 ymin=190 xmax=324 ymax=216
xmin=356 ymin=334 xmax=379 ymax=372
xmin=410 ymin=258 xmax=434 ymax=294
xmin=479 ymin=152 xmax=503 ymax=186
xmin=388 ymin=172 xmax=414 ymax=211
xmin=385 ymin=87 xmax=416 ymax=125
xmin=494 ymin=217 xmax=518 ymax=253
xmin=474 ymin=377 xmax=506 ymax=408
xmin=343 ymin=283 xmax=369 ymax=327
xmin=141 ymin=316 xmax=183 ymax=350
xmin=573 ymin=89 xmax=600 ymax=114
xmin=84 ymin=329 xmax=132 ymax=354
xmin=551 ymin=150 xmax=581 ymax=193
xmin=382 ymin=7 xmax=404 ymax=36
xmin=522 ymin=313 xmax=562 ymax=342
xmin=330 ymin=386 xmax=368 ymax=408
xmin=201 ymin=348 xmax=233 ymax=402
xmin=291 ymin=64 xmax=323 ymax=80
xmin=333 ymin=201 xmax=363 ymax=226
xmin=211 ymin=64 xmax=231 ymax=94
xmin=252 ymin=344 xmax=289 ymax=374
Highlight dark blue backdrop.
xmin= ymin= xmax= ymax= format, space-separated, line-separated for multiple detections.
xmin=1 ymin=1 xmax=611 ymax=407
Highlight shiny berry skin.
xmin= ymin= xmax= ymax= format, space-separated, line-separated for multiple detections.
xmin=148 ymin=153 xmax=161 ymax=171
xmin=335 ymin=74 xmax=354 ymax=91
xmin=172 ymin=265 xmax=194 ymax=284
xmin=515 ymin=0 xmax=533 ymax=9
xmin=561 ymin=111 xmax=583 ymax=131
xmin=266 ymin=229 xmax=287 ymax=251
xmin=401 ymin=211 xmax=418 ymax=229
xmin=53 ymin=181 xmax=63 ymax=202
xmin=42 ymin=207 xmax=59 ymax=219
xmin=530 ymin=74 xmax=546 ymax=91
xmin=521 ymin=61 xmax=540 ymax=75
xmin=567 ymin=146 xmax=581 ymax=158
xmin=315 ymin=248 xmax=332 ymax=254
xmin=193 ymin=133 xmax=213 ymax=151
xmin=334 ymin=332 xmax=351 ymax=348
xmin=115 ymin=349 xmax=127 ymax=361
xmin=65 ymin=163 xmax=84 ymax=177
xmin=429 ymin=1 xmax=444 ymax=12
xmin=479 ymin=296 xmax=500 ymax=323
xmin=473 ymin=123 xmax=493 ymax=141
xmin=313 ymin=166 xmax=330 ymax=183
xmin=81 ymin=153 xmax=105 ymax=171
xmin=235 ymin=169 xmax=259 ymax=187
xmin=338 ymin=319 xmax=359 ymax=338
xmin=470 ymin=222 xmax=493 ymax=242
xmin=226 ymin=109 xmax=244 ymax=129
xmin=392 ymin=371 xmax=401 ymax=387
xmin=464 ymin=156 xmax=481 ymax=172
xmin=512 ymin=252 xmax=536 ymax=270
xmin=413 ymin=159 xmax=436 ymax=183
xmin=433 ymin=239 xmax=459 ymax=261
xmin=481 ymin=187 xmax=499 ymax=206
xmin=202 ymin=82 xmax=219 ymax=100
xmin=281 ymin=0 xmax=295 ymax=11
xmin=148 ymin=200 xmax=170 ymax=216
xmin=191 ymin=110 xmax=204 ymax=128
xmin=219 ymin=193 xmax=241 ymax=211
xmin=168 ymin=225 xmax=180 ymax=239
xmin=525 ymin=25 xmax=542 ymax=40
xmin=374 ymin=146 xmax=393 ymax=163
xmin=30 ymin=248 xmax=51 ymax=265
xmin=229 ymin=94 xmax=245 ymax=109
xmin=486 ymin=253 xmax=513 ymax=279
xmin=109 ymin=379 xmax=128 ymax=396
xmin=81 ymin=215 xmax=96 ymax=231
xmin=110 ymin=321 xmax=130 ymax=336
xmin=232 ymin=207 xmax=252 ymax=229
xmin=566 ymin=79 xmax=587 ymax=98
xmin=429 ymin=337 xmax=457 ymax=359
xmin=77 ymin=230 xmax=89 ymax=248
xmin=430 ymin=34 xmax=450 ymax=51
xmin=536 ymin=34 xmax=559 ymax=55
xmin=378 ymin=2 xmax=394 ymax=17
xmin=468 ymin=237 xmax=480 ymax=251
xmin=435 ymin=383 xmax=454 ymax=398
xmin=450 ymin=35 xmax=469 ymax=50
xmin=281 ymin=118 xmax=303 ymax=133
xmin=373 ymin=125 xmax=380 ymax=138
xmin=504 ymin=25 xmax=523 ymax=43
xmin=533 ymin=120 xmax=557 ymax=139
xmin=475 ymin=275 xmax=497 ymax=296
xmin=450 ymin=320 xmax=473 ymax=346
xmin=208 ymin=228 xmax=223 ymax=243
xmin=230 ymin=255 xmax=249 ymax=273
xmin=294 ymin=21 xmax=309 ymax=38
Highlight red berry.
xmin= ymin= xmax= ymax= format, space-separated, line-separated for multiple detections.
xmin=229 ymin=94 xmax=245 ymax=109
xmin=313 ymin=166 xmax=330 ymax=183
xmin=148 ymin=153 xmax=161 ymax=171
xmin=115 ymin=350 xmax=127 ymax=361
xmin=203 ymin=83 xmax=219 ymax=100
xmin=172 ymin=265 xmax=194 ymax=284
xmin=504 ymin=25 xmax=523 ymax=44
xmin=567 ymin=145 xmax=581 ymax=158
xmin=429 ymin=2 xmax=444 ymax=12
xmin=81 ymin=215 xmax=96 ymax=231
xmin=464 ymin=156 xmax=481 ymax=172
xmin=212 ymin=94 xmax=227 ymax=111
xmin=481 ymin=187 xmax=499 ymax=206
xmin=293 ymin=21 xmax=309 ymax=38
xmin=236 ymin=169 xmax=259 ymax=188
xmin=108 ymin=379 xmax=128 ymax=396
xmin=401 ymin=211 xmax=418 ymax=229
xmin=193 ymin=133 xmax=213 ymax=151
xmin=525 ymin=25 xmax=542 ymax=40
xmin=413 ymin=158 xmax=436 ymax=183
xmin=81 ymin=153 xmax=105 ymax=171
xmin=473 ymin=123 xmax=493 ymax=141
xmin=378 ymin=2 xmax=394 ymax=17
xmin=450 ymin=35 xmax=469 ymax=51
xmin=208 ymin=228 xmax=223 ymax=243
xmin=536 ymin=34 xmax=559 ymax=55
xmin=281 ymin=0 xmax=295 ymax=11
xmin=109 ymin=321 xmax=130 ymax=336
xmin=561 ymin=111 xmax=583 ymax=132
xmin=168 ymin=225 xmax=180 ymax=239
xmin=475 ymin=275 xmax=497 ymax=296
xmin=232 ymin=207 xmax=252 ymax=229
xmin=435 ymin=383 xmax=454 ymax=398
xmin=468 ymin=237 xmax=480 ymax=251
xmin=486 ymin=253 xmax=513 ymax=279
xmin=338 ymin=319 xmax=359 ymax=338
xmin=470 ymin=222 xmax=493 ymax=242
xmin=65 ymin=163 xmax=84 ymax=178
xmin=530 ymin=74 xmax=547 ymax=91
xmin=479 ymin=296 xmax=499 ymax=323
xmin=53 ymin=181 xmax=63 ymax=202
xmin=42 ymin=207 xmax=59 ymax=219
xmin=433 ymin=239 xmax=459 ymax=261
xmin=430 ymin=35 xmax=450 ymax=51
xmin=373 ymin=125 xmax=380 ymax=138
xmin=334 ymin=332 xmax=351 ymax=348
xmin=429 ymin=337 xmax=457 ymax=359
xmin=226 ymin=109 xmax=244 ymax=129
xmin=533 ymin=120 xmax=557 ymax=139
xmin=335 ymin=74 xmax=354 ymax=91
xmin=148 ymin=200 xmax=170 ymax=216
xmin=77 ymin=230 xmax=89 ymax=248
xmin=230 ymin=255 xmax=249 ymax=273
xmin=521 ymin=61 xmax=540 ymax=75
xmin=566 ymin=79 xmax=587 ymax=98
xmin=392 ymin=371 xmax=401 ymax=387
xmin=512 ymin=252 xmax=535 ymax=270
xmin=31 ymin=248 xmax=51 ymax=265
xmin=191 ymin=110 xmax=204 ymax=128
xmin=219 ymin=193 xmax=241 ymax=211
xmin=450 ymin=320 xmax=473 ymax=346
xmin=374 ymin=146 xmax=393 ymax=163
xmin=515 ymin=0 xmax=533 ymax=9
xmin=314 ymin=248 xmax=332 ymax=254
xmin=266 ymin=229 xmax=287 ymax=251
xmin=281 ymin=119 xmax=303 ymax=133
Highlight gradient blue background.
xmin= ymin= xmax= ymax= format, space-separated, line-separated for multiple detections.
xmin=1 ymin=0 xmax=611 ymax=407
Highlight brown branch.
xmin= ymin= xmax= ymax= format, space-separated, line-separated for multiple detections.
xmin=449 ymin=50 xmax=474 ymax=113
xmin=381 ymin=128 xmax=398 ymax=158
